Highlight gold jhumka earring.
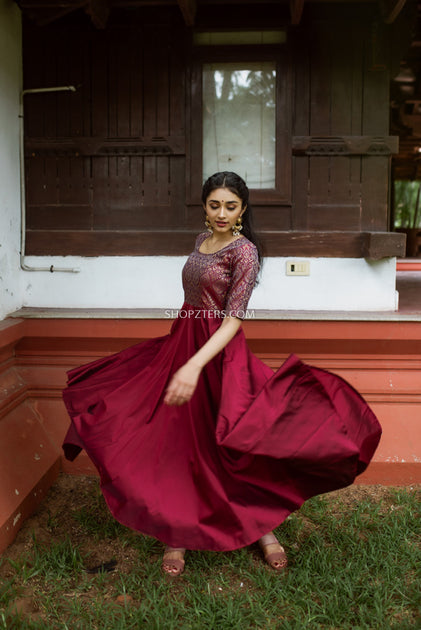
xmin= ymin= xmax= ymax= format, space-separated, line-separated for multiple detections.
xmin=232 ymin=217 xmax=243 ymax=236
xmin=205 ymin=217 xmax=213 ymax=233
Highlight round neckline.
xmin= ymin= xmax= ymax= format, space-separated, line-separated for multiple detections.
xmin=197 ymin=234 xmax=245 ymax=256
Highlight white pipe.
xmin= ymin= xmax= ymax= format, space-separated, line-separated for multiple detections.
xmin=19 ymin=86 xmax=80 ymax=273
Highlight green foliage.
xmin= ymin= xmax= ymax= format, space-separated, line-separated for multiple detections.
xmin=394 ymin=180 xmax=421 ymax=228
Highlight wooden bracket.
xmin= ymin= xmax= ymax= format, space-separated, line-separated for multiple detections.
xmin=378 ymin=0 xmax=407 ymax=24
xmin=16 ymin=0 xmax=85 ymax=26
xmin=290 ymin=0 xmax=305 ymax=25
xmin=84 ymin=0 xmax=110 ymax=29
xmin=177 ymin=0 xmax=196 ymax=26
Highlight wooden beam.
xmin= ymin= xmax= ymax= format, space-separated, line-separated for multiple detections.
xmin=177 ymin=0 xmax=196 ymax=26
xmin=362 ymin=231 xmax=407 ymax=259
xmin=290 ymin=0 xmax=304 ymax=25
xmin=25 ymin=230 xmax=407 ymax=259
xmin=379 ymin=0 xmax=407 ymax=24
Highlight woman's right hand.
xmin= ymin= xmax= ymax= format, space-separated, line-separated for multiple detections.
xmin=164 ymin=360 xmax=202 ymax=406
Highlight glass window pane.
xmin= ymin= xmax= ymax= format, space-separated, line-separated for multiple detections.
xmin=203 ymin=62 xmax=276 ymax=189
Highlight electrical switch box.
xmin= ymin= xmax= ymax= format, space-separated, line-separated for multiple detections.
xmin=286 ymin=261 xmax=310 ymax=276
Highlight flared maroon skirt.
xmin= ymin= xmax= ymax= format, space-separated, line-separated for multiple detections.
xmin=63 ymin=304 xmax=381 ymax=551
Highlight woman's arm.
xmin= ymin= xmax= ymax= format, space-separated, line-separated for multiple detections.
xmin=164 ymin=316 xmax=242 ymax=406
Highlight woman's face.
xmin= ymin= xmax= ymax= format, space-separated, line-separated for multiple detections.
xmin=204 ymin=187 xmax=245 ymax=235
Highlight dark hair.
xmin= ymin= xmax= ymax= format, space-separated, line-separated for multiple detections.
xmin=201 ymin=171 xmax=263 ymax=268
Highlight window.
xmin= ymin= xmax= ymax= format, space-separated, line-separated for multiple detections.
xmin=189 ymin=34 xmax=291 ymax=208
xmin=202 ymin=62 xmax=276 ymax=188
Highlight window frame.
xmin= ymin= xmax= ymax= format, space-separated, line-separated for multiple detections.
xmin=187 ymin=44 xmax=292 ymax=208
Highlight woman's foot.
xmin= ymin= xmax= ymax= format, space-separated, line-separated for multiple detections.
xmin=258 ymin=532 xmax=288 ymax=571
xmin=162 ymin=547 xmax=186 ymax=576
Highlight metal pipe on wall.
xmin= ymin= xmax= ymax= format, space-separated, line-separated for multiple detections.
xmin=19 ymin=86 xmax=80 ymax=273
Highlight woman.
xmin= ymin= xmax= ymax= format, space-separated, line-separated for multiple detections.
xmin=62 ymin=171 xmax=381 ymax=577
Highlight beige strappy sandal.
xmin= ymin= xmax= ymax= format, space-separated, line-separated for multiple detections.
xmin=259 ymin=533 xmax=288 ymax=571
xmin=162 ymin=547 xmax=186 ymax=576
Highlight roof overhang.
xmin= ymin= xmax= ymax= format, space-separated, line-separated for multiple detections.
xmin=15 ymin=0 xmax=407 ymax=28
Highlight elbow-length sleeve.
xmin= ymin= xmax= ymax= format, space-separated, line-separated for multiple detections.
xmin=224 ymin=241 xmax=259 ymax=319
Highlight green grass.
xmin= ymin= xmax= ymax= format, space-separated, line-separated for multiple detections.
xmin=0 ymin=484 xmax=419 ymax=629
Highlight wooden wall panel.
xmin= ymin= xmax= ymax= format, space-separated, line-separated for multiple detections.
xmin=23 ymin=12 xmax=187 ymax=252
xmin=291 ymin=29 xmax=310 ymax=231
xmin=22 ymin=4 xmax=402 ymax=256
xmin=292 ymin=10 xmax=395 ymax=235
xmin=308 ymin=22 xmax=331 ymax=136
xmin=361 ymin=156 xmax=391 ymax=229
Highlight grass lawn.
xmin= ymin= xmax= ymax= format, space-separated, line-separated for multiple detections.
xmin=0 ymin=476 xmax=419 ymax=629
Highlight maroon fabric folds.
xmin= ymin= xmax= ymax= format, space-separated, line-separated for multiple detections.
xmin=63 ymin=305 xmax=381 ymax=551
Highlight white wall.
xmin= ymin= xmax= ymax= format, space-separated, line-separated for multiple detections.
xmin=21 ymin=254 xmax=398 ymax=312
xmin=0 ymin=0 xmax=23 ymax=320
xmin=252 ymin=256 xmax=398 ymax=311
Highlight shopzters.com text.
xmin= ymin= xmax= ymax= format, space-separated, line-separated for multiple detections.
xmin=164 ymin=309 xmax=255 ymax=319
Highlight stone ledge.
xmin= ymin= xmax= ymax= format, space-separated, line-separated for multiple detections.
xmin=7 ymin=306 xmax=421 ymax=322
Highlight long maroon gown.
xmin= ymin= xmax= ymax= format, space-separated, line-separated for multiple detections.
xmin=62 ymin=233 xmax=381 ymax=551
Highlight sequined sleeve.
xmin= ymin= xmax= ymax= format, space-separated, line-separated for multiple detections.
xmin=195 ymin=232 xmax=209 ymax=250
xmin=224 ymin=241 xmax=259 ymax=319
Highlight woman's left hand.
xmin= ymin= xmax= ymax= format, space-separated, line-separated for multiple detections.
xmin=164 ymin=360 xmax=202 ymax=406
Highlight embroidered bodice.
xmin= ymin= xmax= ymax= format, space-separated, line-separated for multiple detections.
xmin=182 ymin=232 xmax=259 ymax=318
